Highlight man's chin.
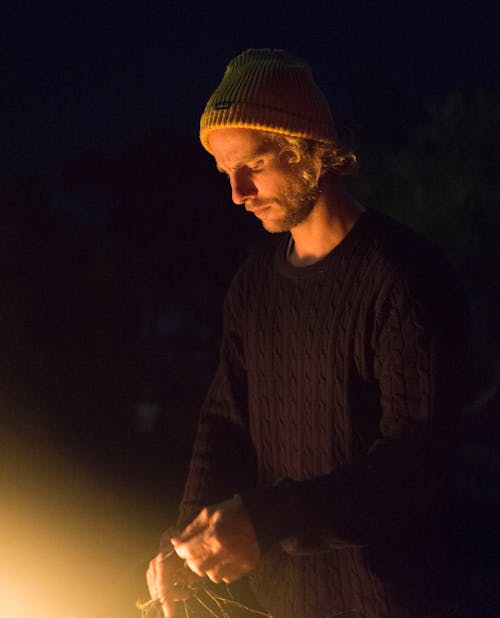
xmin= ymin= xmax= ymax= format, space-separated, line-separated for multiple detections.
xmin=261 ymin=219 xmax=288 ymax=234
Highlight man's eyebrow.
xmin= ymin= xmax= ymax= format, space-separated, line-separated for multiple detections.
xmin=216 ymin=157 xmax=253 ymax=174
xmin=215 ymin=147 xmax=270 ymax=174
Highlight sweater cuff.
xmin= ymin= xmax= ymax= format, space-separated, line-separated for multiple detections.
xmin=238 ymin=477 xmax=301 ymax=554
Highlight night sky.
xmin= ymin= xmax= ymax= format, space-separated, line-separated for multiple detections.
xmin=3 ymin=0 xmax=497 ymax=176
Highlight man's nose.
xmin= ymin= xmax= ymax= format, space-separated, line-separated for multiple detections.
xmin=229 ymin=170 xmax=257 ymax=205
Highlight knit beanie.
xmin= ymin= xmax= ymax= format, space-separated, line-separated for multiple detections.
xmin=200 ymin=48 xmax=337 ymax=153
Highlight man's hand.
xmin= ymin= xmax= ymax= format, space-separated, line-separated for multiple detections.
xmin=146 ymin=548 xmax=202 ymax=617
xmin=171 ymin=495 xmax=261 ymax=584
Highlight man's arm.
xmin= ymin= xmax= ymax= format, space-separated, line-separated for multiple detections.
xmin=176 ymin=264 xmax=257 ymax=529
xmin=238 ymin=253 xmax=469 ymax=554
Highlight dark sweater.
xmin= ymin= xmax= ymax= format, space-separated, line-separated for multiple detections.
xmin=177 ymin=209 xmax=469 ymax=618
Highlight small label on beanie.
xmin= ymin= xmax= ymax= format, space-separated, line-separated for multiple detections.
xmin=214 ymin=102 xmax=231 ymax=110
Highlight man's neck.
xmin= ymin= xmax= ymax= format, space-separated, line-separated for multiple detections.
xmin=288 ymin=180 xmax=364 ymax=267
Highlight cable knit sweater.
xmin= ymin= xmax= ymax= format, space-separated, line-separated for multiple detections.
xmin=177 ymin=208 xmax=468 ymax=618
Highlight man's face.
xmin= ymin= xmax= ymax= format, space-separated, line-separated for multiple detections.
xmin=208 ymin=128 xmax=318 ymax=233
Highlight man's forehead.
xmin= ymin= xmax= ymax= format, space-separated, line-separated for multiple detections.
xmin=209 ymin=128 xmax=275 ymax=171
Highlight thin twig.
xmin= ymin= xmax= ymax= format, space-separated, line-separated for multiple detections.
xmin=209 ymin=592 xmax=270 ymax=616
xmin=136 ymin=598 xmax=161 ymax=617
xmin=160 ymin=548 xmax=176 ymax=561
xmin=203 ymin=588 xmax=231 ymax=618
xmin=192 ymin=592 xmax=220 ymax=618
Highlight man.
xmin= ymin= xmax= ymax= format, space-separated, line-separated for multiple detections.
xmin=147 ymin=49 xmax=468 ymax=618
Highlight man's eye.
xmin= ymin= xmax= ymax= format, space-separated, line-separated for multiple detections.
xmin=250 ymin=161 xmax=264 ymax=172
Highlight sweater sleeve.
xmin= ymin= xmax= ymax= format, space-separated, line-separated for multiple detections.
xmin=239 ymin=250 xmax=469 ymax=553
xmin=176 ymin=265 xmax=257 ymax=530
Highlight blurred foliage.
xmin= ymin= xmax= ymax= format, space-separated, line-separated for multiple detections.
xmin=353 ymin=88 xmax=498 ymax=265
xmin=351 ymin=87 xmax=499 ymax=395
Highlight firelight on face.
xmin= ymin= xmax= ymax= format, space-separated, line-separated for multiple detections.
xmin=209 ymin=128 xmax=320 ymax=233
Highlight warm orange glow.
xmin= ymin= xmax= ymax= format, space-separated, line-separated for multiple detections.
xmin=1 ymin=430 xmax=161 ymax=617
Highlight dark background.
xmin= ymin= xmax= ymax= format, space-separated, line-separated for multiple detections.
xmin=1 ymin=2 xmax=498 ymax=616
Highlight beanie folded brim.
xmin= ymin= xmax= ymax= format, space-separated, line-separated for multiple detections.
xmin=199 ymin=49 xmax=338 ymax=154
xmin=200 ymin=103 xmax=337 ymax=153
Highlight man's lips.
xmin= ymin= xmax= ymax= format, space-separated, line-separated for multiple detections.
xmin=246 ymin=205 xmax=271 ymax=217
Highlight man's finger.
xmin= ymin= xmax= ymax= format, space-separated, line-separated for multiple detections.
xmin=146 ymin=560 xmax=157 ymax=598
xmin=191 ymin=549 xmax=223 ymax=575
xmin=203 ymin=556 xmax=246 ymax=585
xmin=217 ymin=562 xmax=244 ymax=584
xmin=171 ymin=508 xmax=211 ymax=544
xmin=173 ymin=532 xmax=208 ymax=560
xmin=160 ymin=599 xmax=174 ymax=618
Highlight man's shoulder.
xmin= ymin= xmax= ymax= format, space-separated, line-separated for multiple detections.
xmin=364 ymin=209 xmax=435 ymax=252
xmin=362 ymin=209 xmax=466 ymax=309
xmin=361 ymin=209 xmax=449 ymax=274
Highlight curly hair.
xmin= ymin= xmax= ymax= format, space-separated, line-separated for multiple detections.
xmin=263 ymin=130 xmax=358 ymax=188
